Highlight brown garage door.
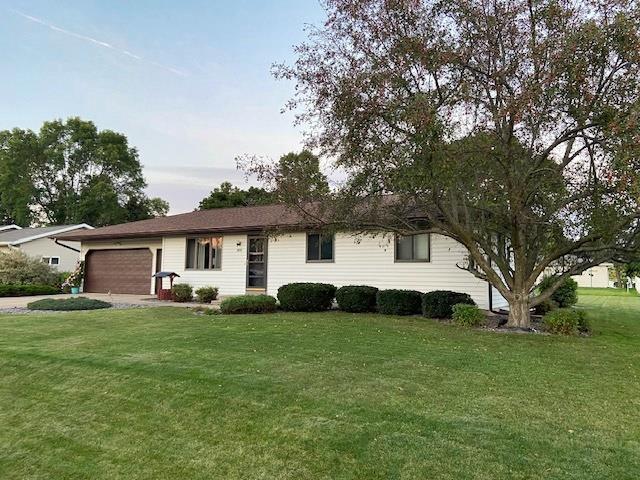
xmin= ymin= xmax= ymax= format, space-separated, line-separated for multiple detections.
xmin=84 ymin=249 xmax=152 ymax=294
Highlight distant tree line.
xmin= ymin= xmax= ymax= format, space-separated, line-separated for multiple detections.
xmin=198 ymin=150 xmax=328 ymax=210
xmin=0 ymin=117 xmax=168 ymax=227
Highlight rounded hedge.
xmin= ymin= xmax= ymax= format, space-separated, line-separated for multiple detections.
xmin=452 ymin=303 xmax=485 ymax=327
xmin=27 ymin=297 xmax=112 ymax=311
xmin=538 ymin=276 xmax=578 ymax=308
xmin=336 ymin=285 xmax=378 ymax=312
xmin=543 ymin=308 xmax=589 ymax=335
xmin=0 ymin=284 xmax=60 ymax=297
xmin=422 ymin=290 xmax=476 ymax=319
xmin=172 ymin=283 xmax=193 ymax=302
xmin=277 ymin=283 xmax=337 ymax=311
xmin=195 ymin=286 xmax=218 ymax=303
xmin=220 ymin=294 xmax=277 ymax=314
xmin=376 ymin=289 xmax=422 ymax=315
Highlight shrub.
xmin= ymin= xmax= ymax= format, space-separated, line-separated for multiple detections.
xmin=54 ymin=272 xmax=72 ymax=293
xmin=377 ymin=289 xmax=422 ymax=315
xmin=543 ymin=308 xmax=589 ymax=335
xmin=533 ymin=298 xmax=557 ymax=316
xmin=336 ymin=285 xmax=378 ymax=312
xmin=422 ymin=290 xmax=476 ymax=319
xmin=195 ymin=286 xmax=219 ymax=303
xmin=62 ymin=261 xmax=84 ymax=289
xmin=277 ymin=283 xmax=336 ymax=311
xmin=27 ymin=297 xmax=112 ymax=311
xmin=0 ymin=250 xmax=58 ymax=286
xmin=172 ymin=283 xmax=193 ymax=302
xmin=0 ymin=284 xmax=60 ymax=297
xmin=220 ymin=295 xmax=277 ymax=314
xmin=452 ymin=303 xmax=485 ymax=327
xmin=538 ymin=276 xmax=578 ymax=308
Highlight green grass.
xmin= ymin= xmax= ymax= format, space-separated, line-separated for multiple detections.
xmin=578 ymin=286 xmax=638 ymax=296
xmin=1 ymin=293 xmax=639 ymax=479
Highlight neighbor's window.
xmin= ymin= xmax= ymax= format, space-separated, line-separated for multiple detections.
xmin=186 ymin=236 xmax=223 ymax=269
xmin=395 ymin=234 xmax=430 ymax=262
xmin=306 ymin=233 xmax=334 ymax=262
xmin=42 ymin=257 xmax=60 ymax=266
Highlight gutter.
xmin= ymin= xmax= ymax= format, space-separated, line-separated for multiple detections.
xmin=54 ymin=239 xmax=81 ymax=253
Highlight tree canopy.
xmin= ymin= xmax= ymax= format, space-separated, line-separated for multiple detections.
xmin=201 ymin=150 xmax=329 ymax=210
xmin=198 ymin=182 xmax=272 ymax=210
xmin=257 ymin=0 xmax=640 ymax=327
xmin=0 ymin=117 xmax=168 ymax=227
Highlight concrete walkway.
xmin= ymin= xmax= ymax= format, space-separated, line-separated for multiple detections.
xmin=0 ymin=293 xmax=220 ymax=309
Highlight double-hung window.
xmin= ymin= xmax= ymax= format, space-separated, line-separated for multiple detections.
xmin=186 ymin=236 xmax=223 ymax=269
xmin=306 ymin=233 xmax=334 ymax=262
xmin=395 ymin=234 xmax=430 ymax=262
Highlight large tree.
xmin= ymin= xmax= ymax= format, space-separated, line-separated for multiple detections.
xmin=260 ymin=0 xmax=640 ymax=327
xmin=202 ymin=150 xmax=329 ymax=209
xmin=0 ymin=118 xmax=168 ymax=227
xmin=198 ymin=182 xmax=272 ymax=210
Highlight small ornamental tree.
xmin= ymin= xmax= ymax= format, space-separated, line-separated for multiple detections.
xmin=248 ymin=0 xmax=640 ymax=328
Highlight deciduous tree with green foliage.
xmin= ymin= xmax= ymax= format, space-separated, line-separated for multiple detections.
xmin=258 ymin=0 xmax=640 ymax=328
xmin=198 ymin=182 xmax=272 ymax=210
xmin=0 ymin=117 xmax=169 ymax=227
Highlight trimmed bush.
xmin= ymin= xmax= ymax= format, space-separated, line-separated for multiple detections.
xmin=172 ymin=283 xmax=193 ymax=302
xmin=336 ymin=285 xmax=378 ymax=312
xmin=543 ymin=308 xmax=589 ymax=335
xmin=0 ymin=284 xmax=60 ymax=297
xmin=0 ymin=250 xmax=58 ymax=286
xmin=277 ymin=283 xmax=337 ymax=311
xmin=195 ymin=286 xmax=219 ymax=303
xmin=27 ymin=297 xmax=112 ymax=311
xmin=220 ymin=295 xmax=277 ymax=314
xmin=422 ymin=290 xmax=476 ymax=319
xmin=452 ymin=303 xmax=485 ymax=327
xmin=534 ymin=298 xmax=557 ymax=316
xmin=539 ymin=276 xmax=578 ymax=308
xmin=377 ymin=289 xmax=422 ymax=315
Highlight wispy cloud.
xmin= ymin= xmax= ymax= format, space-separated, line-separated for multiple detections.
xmin=10 ymin=9 xmax=189 ymax=77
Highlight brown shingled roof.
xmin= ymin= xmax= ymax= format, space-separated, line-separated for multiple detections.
xmin=55 ymin=204 xmax=310 ymax=241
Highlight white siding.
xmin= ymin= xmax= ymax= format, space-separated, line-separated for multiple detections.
xmin=85 ymin=232 xmax=492 ymax=307
xmin=265 ymin=233 xmax=490 ymax=308
xmin=14 ymin=237 xmax=82 ymax=272
xmin=572 ymin=265 xmax=610 ymax=288
xmin=161 ymin=235 xmax=248 ymax=296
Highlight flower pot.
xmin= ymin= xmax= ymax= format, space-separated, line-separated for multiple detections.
xmin=71 ymin=287 xmax=80 ymax=295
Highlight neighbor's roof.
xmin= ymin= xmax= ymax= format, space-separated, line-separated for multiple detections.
xmin=0 ymin=224 xmax=93 ymax=245
xmin=0 ymin=224 xmax=22 ymax=233
xmin=54 ymin=205 xmax=310 ymax=242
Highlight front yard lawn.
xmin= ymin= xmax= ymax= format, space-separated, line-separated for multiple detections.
xmin=1 ymin=291 xmax=639 ymax=479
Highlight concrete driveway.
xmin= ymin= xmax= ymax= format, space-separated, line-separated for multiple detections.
xmin=0 ymin=293 xmax=218 ymax=309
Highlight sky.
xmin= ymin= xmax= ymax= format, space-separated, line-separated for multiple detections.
xmin=0 ymin=0 xmax=326 ymax=213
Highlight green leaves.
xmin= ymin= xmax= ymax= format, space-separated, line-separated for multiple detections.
xmin=0 ymin=117 xmax=169 ymax=227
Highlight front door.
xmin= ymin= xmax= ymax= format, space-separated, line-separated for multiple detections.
xmin=247 ymin=236 xmax=267 ymax=290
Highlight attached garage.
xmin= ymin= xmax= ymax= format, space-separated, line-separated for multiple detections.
xmin=84 ymin=249 xmax=153 ymax=294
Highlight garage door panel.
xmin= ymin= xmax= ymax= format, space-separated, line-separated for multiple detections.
xmin=84 ymin=249 xmax=152 ymax=294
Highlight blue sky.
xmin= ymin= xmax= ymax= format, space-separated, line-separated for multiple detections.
xmin=0 ymin=1 xmax=326 ymax=213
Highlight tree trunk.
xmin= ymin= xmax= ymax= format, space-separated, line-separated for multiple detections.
xmin=507 ymin=294 xmax=531 ymax=329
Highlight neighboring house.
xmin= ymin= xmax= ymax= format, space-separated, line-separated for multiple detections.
xmin=571 ymin=263 xmax=612 ymax=289
xmin=55 ymin=205 xmax=506 ymax=309
xmin=0 ymin=224 xmax=94 ymax=272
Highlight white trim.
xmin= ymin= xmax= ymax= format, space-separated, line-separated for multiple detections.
xmin=0 ymin=224 xmax=94 ymax=246
xmin=0 ymin=224 xmax=22 ymax=232
xmin=42 ymin=256 xmax=61 ymax=266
